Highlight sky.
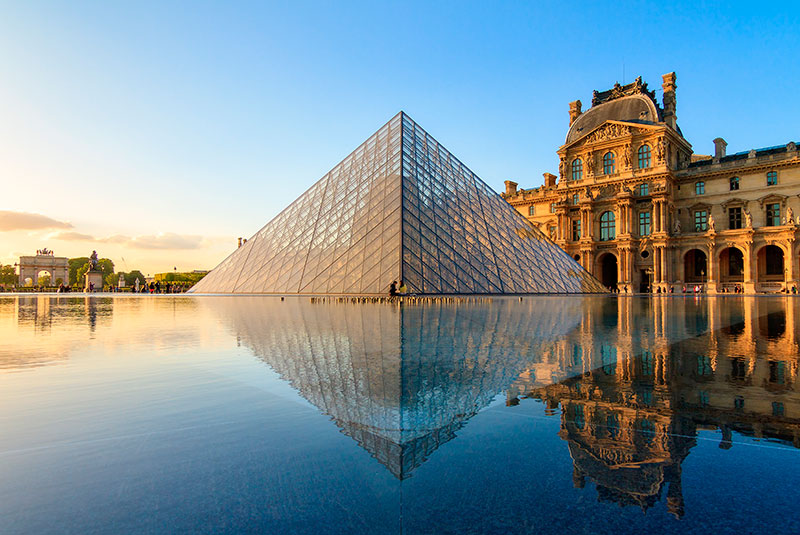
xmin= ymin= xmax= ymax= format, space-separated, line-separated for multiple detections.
xmin=1 ymin=1 xmax=799 ymax=276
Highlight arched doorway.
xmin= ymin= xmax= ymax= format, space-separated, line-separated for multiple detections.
xmin=37 ymin=269 xmax=52 ymax=287
xmin=719 ymin=247 xmax=745 ymax=283
xmin=598 ymin=253 xmax=618 ymax=290
xmin=757 ymin=245 xmax=785 ymax=285
xmin=684 ymin=249 xmax=707 ymax=284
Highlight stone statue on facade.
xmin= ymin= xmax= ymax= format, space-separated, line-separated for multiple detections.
xmin=786 ymin=207 xmax=795 ymax=225
xmin=707 ymin=214 xmax=715 ymax=232
xmin=744 ymin=209 xmax=753 ymax=228
xmin=656 ymin=137 xmax=665 ymax=163
xmin=622 ymin=144 xmax=631 ymax=169
xmin=90 ymin=250 xmax=99 ymax=270
xmin=673 ymin=219 xmax=681 ymax=235
xmin=559 ymin=157 xmax=567 ymax=179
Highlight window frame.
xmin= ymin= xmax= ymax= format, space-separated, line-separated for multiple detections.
xmin=766 ymin=203 xmax=781 ymax=226
xmin=638 ymin=211 xmax=651 ymax=237
xmin=602 ymin=152 xmax=616 ymax=175
xmin=730 ymin=176 xmax=740 ymax=191
xmin=767 ymin=170 xmax=777 ymax=186
xmin=637 ymin=144 xmax=651 ymax=169
xmin=695 ymin=181 xmax=705 ymax=195
xmin=528 ymin=205 xmax=535 ymax=216
xmin=728 ymin=206 xmax=742 ymax=230
xmin=572 ymin=219 xmax=581 ymax=241
xmin=571 ymin=158 xmax=583 ymax=181
xmin=600 ymin=211 xmax=616 ymax=241
xmin=694 ymin=209 xmax=708 ymax=232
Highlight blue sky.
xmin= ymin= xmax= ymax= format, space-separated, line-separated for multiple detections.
xmin=1 ymin=1 xmax=798 ymax=273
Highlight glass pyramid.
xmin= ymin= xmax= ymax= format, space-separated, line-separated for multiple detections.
xmin=191 ymin=112 xmax=606 ymax=294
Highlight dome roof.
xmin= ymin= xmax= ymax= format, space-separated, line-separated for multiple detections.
xmin=566 ymin=94 xmax=661 ymax=145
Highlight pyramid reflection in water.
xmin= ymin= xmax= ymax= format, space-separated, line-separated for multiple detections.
xmin=219 ymin=297 xmax=587 ymax=478
xmin=192 ymin=113 xmax=605 ymax=294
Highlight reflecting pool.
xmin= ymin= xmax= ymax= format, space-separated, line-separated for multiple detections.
xmin=1 ymin=295 xmax=799 ymax=534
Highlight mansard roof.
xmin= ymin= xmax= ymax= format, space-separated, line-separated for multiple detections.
xmin=566 ymin=94 xmax=661 ymax=145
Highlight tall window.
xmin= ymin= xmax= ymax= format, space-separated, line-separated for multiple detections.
xmin=766 ymin=203 xmax=781 ymax=226
xmin=695 ymin=181 xmax=705 ymax=195
xmin=730 ymin=176 xmax=740 ymax=190
xmin=603 ymin=152 xmax=616 ymax=174
xmin=600 ymin=211 xmax=616 ymax=241
xmin=694 ymin=210 xmax=708 ymax=231
xmin=571 ymin=158 xmax=583 ymax=181
xmin=639 ymin=211 xmax=651 ymax=236
xmin=729 ymin=207 xmax=742 ymax=229
xmin=637 ymin=182 xmax=649 ymax=196
xmin=528 ymin=205 xmax=535 ymax=216
xmin=767 ymin=170 xmax=777 ymax=186
xmin=550 ymin=202 xmax=557 ymax=213
xmin=637 ymin=144 xmax=651 ymax=169
xmin=572 ymin=219 xmax=581 ymax=241
xmin=572 ymin=193 xmax=579 ymax=205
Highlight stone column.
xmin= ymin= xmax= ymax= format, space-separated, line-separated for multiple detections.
xmin=786 ymin=238 xmax=796 ymax=290
xmin=743 ymin=240 xmax=756 ymax=293
xmin=654 ymin=247 xmax=662 ymax=286
xmin=707 ymin=243 xmax=717 ymax=293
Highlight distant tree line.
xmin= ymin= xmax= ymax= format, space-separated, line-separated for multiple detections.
xmin=0 ymin=257 xmax=148 ymax=290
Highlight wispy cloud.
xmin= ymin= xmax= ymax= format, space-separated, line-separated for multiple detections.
xmin=122 ymin=233 xmax=204 ymax=250
xmin=0 ymin=211 xmax=72 ymax=231
xmin=49 ymin=231 xmax=95 ymax=241
xmin=49 ymin=230 xmax=205 ymax=250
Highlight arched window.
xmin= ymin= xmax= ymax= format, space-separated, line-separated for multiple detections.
xmin=637 ymin=144 xmax=651 ymax=169
xmin=600 ymin=211 xmax=616 ymax=241
xmin=571 ymin=158 xmax=583 ymax=181
xmin=603 ymin=152 xmax=616 ymax=175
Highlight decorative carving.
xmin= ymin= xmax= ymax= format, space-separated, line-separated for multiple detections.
xmin=585 ymin=123 xmax=632 ymax=143
xmin=585 ymin=152 xmax=595 ymax=177
xmin=744 ymin=210 xmax=753 ymax=228
xmin=559 ymin=157 xmax=567 ymax=178
xmin=707 ymin=213 xmax=716 ymax=232
xmin=622 ymin=143 xmax=632 ymax=169
xmin=656 ymin=136 xmax=665 ymax=163
xmin=786 ymin=207 xmax=795 ymax=226
xmin=590 ymin=76 xmax=656 ymax=106
xmin=673 ymin=219 xmax=681 ymax=235
xmin=36 ymin=248 xmax=54 ymax=256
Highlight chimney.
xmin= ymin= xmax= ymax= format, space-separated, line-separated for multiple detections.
xmin=543 ymin=172 xmax=557 ymax=187
xmin=713 ymin=137 xmax=727 ymax=161
xmin=238 ymin=237 xmax=243 ymax=248
xmin=504 ymin=180 xmax=518 ymax=196
xmin=569 ymin=100 xmax=582 ymax=126
xmin=662 ymin=72 xmax=677 ymax=130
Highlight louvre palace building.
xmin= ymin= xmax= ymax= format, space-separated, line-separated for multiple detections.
xmin=503 ymin=72 xmax=800 ymax=293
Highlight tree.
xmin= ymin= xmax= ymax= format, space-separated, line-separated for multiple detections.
xmin=123 ymin=270 xmax=146 ymax=288
xmin=38 ymin=273 xmax=51 ymax=287
xmin=68 ymin=257 xmax=89 ymax=285
xmin=76 ymin=262 xmax=91 ymax=285
xmin=0 ymin=265 xmax=16 ymax=286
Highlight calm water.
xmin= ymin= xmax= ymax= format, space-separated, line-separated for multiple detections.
xmin=1 ymin=295 xmax=798 ymax=534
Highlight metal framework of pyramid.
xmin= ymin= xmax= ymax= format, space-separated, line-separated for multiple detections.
xmin=191 ymin=112 xmax=606 ymax=294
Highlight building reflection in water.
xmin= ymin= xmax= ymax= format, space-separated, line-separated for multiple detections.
xmin=508 ymin=296 xmax=800 ymax=518
xmin=220 ymin=297 xmax=587 ymax=479
xmin=225 ymin=296 xmax=800 ymax=515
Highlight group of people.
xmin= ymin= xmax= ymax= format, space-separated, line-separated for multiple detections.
xmin=388 ymin=280 xmax=408 ymax=296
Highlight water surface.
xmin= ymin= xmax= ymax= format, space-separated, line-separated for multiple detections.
xmin=1 ymin=295 xmax=798 ymax=534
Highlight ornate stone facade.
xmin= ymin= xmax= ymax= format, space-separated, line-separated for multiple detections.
xmin=503 ymin=72 xmax=800 ymax=293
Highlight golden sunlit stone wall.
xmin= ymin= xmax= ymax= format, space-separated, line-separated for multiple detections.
xmin=504 ymin=72 xmax=800 ymax=293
